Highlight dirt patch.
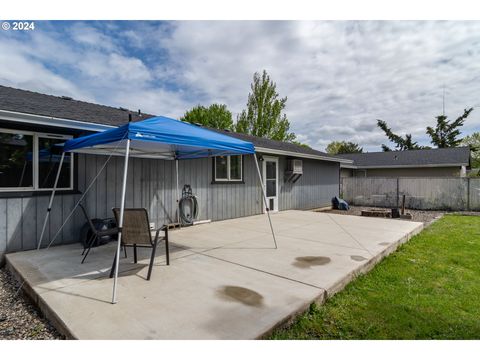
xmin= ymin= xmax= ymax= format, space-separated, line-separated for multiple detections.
xmin=293 ymin=256 xmax=331 ymax=268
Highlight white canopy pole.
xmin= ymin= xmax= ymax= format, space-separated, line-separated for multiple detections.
xmin=176 ymin=159 xmax=180 ymax=224
xmin=37 ymin=152 xmax=66 ymax=250
xmin=252 ymin=153 xmax=278 ymax=249
xmin=112 ymin=139 xmax=131 ymax=304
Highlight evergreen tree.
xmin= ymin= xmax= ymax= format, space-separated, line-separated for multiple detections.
xmin=376 ymin=119 xmax=427 ymax=151
xmin=236 ymin=70 xmax=296 ymax=142
xmin=426 ymin=108 xmax=473 ymax=148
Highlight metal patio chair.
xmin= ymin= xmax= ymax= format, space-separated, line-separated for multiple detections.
xmin=79 ymin=204 xmax=119 ymax=264
xmin=109 ymin=208 xmax=170 ymax=281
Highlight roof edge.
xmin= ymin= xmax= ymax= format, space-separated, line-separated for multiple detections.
xmin=256 ymin=146 xmax=353 ymax=163
xmin=341 ymin=163 xmax=468 ymax=169
xmin=0 ymin=109 xmax=116 ymax=132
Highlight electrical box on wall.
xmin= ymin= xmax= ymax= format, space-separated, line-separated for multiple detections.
xmin=285 ymin=159 xmax=303 ymax=183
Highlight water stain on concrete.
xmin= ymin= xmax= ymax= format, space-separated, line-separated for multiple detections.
xmin=350 ymin=255 xmax=367 ymax=262
xmin=293 ymin=256 xmax=331 ymax=269
xmin=379 ymin=242 xmax=391 ymax=246
xmin=217 ymin=286 xmax=264 ymax=307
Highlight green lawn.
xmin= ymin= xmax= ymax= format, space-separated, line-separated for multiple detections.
xmin=270 ymin=215 xmax=480 ymax=340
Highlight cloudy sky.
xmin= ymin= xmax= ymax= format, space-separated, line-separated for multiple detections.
xmin=0 ymin=20 xmax=479 ymax=151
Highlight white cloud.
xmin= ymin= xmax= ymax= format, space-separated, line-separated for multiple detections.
xmin=0 ymin=21 xmax=479 ymax=152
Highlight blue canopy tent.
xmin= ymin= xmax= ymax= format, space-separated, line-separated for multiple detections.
xmin=38 ymin=116 xmax=277 ymax=304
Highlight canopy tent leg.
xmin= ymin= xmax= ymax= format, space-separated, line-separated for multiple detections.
xmin=252 ymin=153 xmax=278 ymax=249
xmin=37 ymin=152 xmax=66 ymax=250
xmin=112 ymin=139 xmax=131 ymax=304
xmin=176 ymin=159 xmax=180 ymax=225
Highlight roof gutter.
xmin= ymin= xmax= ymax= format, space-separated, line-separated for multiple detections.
xmin=255 ymin=146 xmax=353 ymax=164
xmin=341 ymin=163 xmax=468 ymax=169
xmin=0 ymin=109 xmax=116 ymax=132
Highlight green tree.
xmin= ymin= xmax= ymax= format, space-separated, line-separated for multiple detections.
xmin=426 ymin=108 xmax=474 ymax=148
xmin=376 ymin=119 xmax=428 ymax=151
xmin=181 ymin=104 xmax=234 ymax=130
xmin=461 ymin=132 xmax=480 ymax=169
xmin=325 ymin=141 xmax=363 ymax=154
xmin=235 ymin=70 xmax=296 ymax=142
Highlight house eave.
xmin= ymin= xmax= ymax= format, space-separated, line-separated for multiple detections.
xmin=0 ymin=109 xmax=116 ymax=132
xmin=255 ymin=146 xmax=353 ymax=164
xmin=340 ymin=163 xmax=468 ymax=169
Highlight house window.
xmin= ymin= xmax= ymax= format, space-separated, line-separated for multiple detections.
xmin=0 ymin=129 xmax=73 ymax=191
xmin=214 ymin=155 xmax=243 ymax=182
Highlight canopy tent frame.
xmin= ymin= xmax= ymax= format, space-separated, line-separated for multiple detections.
xmin=37 ymin=116 xmax=277 ymax=304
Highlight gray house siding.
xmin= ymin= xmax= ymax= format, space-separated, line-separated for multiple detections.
xmin=279 ymin=157 xmax=339 ymax=210
xmin=0 ymin=153 xmax=339 ymax=262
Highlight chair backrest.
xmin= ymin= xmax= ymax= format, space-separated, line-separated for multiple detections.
xmin=79 ymin=204 xmax=97 ymax=234
xmin=112 ymin=208 xmax=152 ymax=245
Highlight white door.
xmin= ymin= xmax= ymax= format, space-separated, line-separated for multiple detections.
xmin=262 ymin=156 xmax=279 ymax=212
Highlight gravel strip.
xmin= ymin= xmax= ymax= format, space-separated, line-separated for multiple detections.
xmin=319 ymin=205 xmax=445 ymax=224
xmin=320 ymin=205 xmax=480 ymax=224
xmin=0 ymin=266 xmax=62 ymax=340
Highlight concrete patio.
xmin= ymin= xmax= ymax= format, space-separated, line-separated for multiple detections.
xmin=5 ymin=210 xmax=423 ymax=339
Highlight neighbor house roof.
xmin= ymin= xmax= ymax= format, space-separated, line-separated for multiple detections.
xmin=337 ymin=147 xmax=471 ymax=169
xmin=0 ymin=85 xmax=350 ymax=163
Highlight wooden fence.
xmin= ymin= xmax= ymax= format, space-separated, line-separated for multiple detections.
xmin=341 ymin=177 xmax=480 ymax=211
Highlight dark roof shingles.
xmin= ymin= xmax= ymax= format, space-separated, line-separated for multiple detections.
xmin=0 ymin=85 xmax=154 ymax=126
xmin=337 ymin=147 xmax=470 ymax=167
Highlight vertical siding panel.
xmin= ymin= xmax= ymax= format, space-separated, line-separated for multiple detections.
xmin=246 ymin=156 xmax=252 ymax=215
xmin=62 ymin=195 xmax=76 ymax=244
xmin=71 ymin=154 xmax=82 ymax=238
xmin=166 ymin=160 xmax=171 ymax=223
xmin=96 ymin=155 xmax=107 ymax=219
xmin=166 ymin=160 xmax=173 ymax=223
xmin=85 ymin=155 xmax=97 ymax=218
xmin=133 ymin=158 xmax=142 ymax=208
xmin=106 ymin=154 xmax=116 ymax=216
xmin=125 ymin=157 xmax=134 ymax=208
xmin=6 ymin=199 xmax=22 ymax=252
xmin=149 ymin=159 xmax=157 ymax=226
xmin=36 ymin=196 xmax=49 ymax=248
xmin=21 ymin=197 xmax=37 ymax=250
xmin=204 ymin=158 xmax=209 ymax=220
xmin=49 ymin=195 xmax=63 ymax=246
xmin=77 ymin=154 xmax=86 ymax=193
xmin=210 ymin=159 xmax=216 ymax=220
xmin=158 ymin=160 xmax=166 ymax=225
xmin=115 ymin=156 xmax=123 ymax=209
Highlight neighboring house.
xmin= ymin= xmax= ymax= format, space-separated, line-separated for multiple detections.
xmin=338 ymin=147 xmax=471 ymax=178
xmin=0 ymin=85 xmax=351 ymax=261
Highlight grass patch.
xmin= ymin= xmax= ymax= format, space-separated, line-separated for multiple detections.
xmin=270 ymin=215 xmax=480 ymax=339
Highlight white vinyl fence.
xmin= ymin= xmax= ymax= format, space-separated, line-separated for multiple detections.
xmin=341 ymin=177 xmax=480 ymax=211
